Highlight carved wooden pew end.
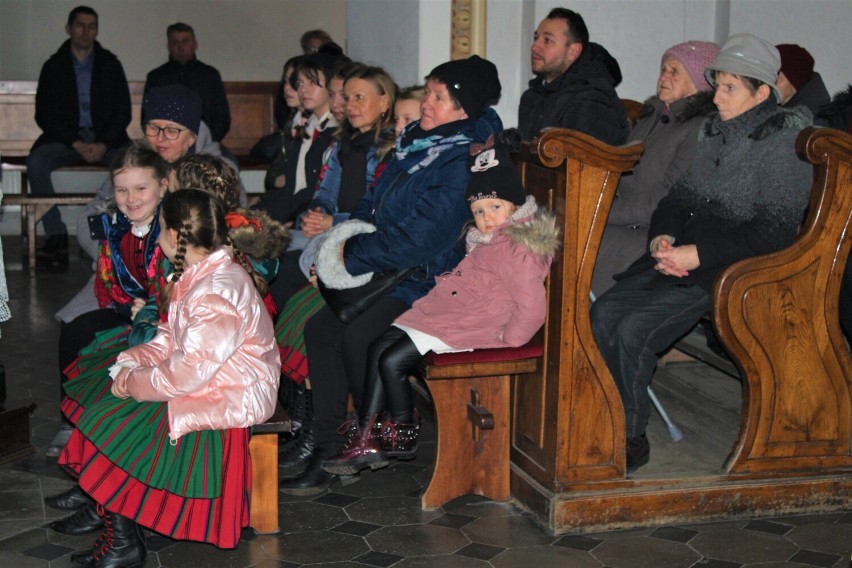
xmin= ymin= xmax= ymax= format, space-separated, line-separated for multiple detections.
xmin=418 ymin=341 xmax=541 ymax=510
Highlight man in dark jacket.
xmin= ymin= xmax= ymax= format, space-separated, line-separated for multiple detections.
xmin=518 ymin=7 xmax=628 ymax=145
xmin=144 ymin=23 xmax=231 ymax=142
xmin=27 ymin=5 xmax=131 ymax=267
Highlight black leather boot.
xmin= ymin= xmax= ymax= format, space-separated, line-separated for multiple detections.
xmin=70 ymin=513 xmax=108 ymax=568
xmin=49 ymin=502 xmax=104 ymax=535
xmin=280 ymin=447 xmax=356 ymax=497
xmin=71 ymin=545 xmax=96 ymax=568
xmin=73 ymin=523 xmax=146 ymax=568
xmin=289 ymin=382 xmax=312 ymax=436
xmin=91 ymin=511 xmax=146 ymax=568
xmin=36 ymin=233 xmax=70 ymax=273
xmin=279 ymin=417 xmax=315 ymax=479
xmin=45 ymin=484 xmax=94 ymax=510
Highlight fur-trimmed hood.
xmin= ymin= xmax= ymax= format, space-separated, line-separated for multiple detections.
xmin=315 ymin=219 xmax=377 ymax=290
xmin=470 ymin=196 xmax=559 ymax=257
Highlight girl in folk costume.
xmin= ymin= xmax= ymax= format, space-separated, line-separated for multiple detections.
xmin=92 ymin=145 xmax=169 ymax=315
xmin=168 ymin=154 xmax=289 ymax=320
xmin=56 ymin=189 xmax=280 ymax=567
xmin=48 ymin=157 xmax=288 ymax=548
xmin=52 ymin=145 xmax=169 ymax=444
xmin=321 ymin=141 xmax=559 ymax=475
xmin=59 ymin=155 xmax=286 ymax=423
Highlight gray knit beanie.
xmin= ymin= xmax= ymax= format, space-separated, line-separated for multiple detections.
xmin=705 ymin=33 xmax=782 ymax=102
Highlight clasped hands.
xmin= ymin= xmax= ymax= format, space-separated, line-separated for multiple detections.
xmin=72 ymin=140 xmax=107 ymax=163
xmin=300 ymin=207 xmax=333 ymax=237
xmin=111 ymin=367 xmax=131 ymax=399
xmin=649 ymin=235 xmax=699 ymax=278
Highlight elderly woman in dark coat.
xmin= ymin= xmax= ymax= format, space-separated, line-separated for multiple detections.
xmin=280 ymin=56 xmax=503 ymax=495
xmin=592 ymin=41 xmax=720 ymax=296
xmin=591 ymin=34 xmax=813 ymax=473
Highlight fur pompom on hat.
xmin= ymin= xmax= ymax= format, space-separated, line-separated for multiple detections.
xmin=142 ymin=84 xmax=203 ymax=134
xmin=225 ymin=209 xmax=290 ymax=260
xmin=705 ymin=33 xmax=782 ymax=102
xmin=776 ymin=44 xmax=815 ymax=91
xmin=466 ymin=135 xmax=525 ymax=206
xmin=663 ymin=41 xmax=721 ymax=91
xmin=427 ymin=55 xmax=501 ymax=119
xmin=315 ymin=220 xmax=377 ymax=289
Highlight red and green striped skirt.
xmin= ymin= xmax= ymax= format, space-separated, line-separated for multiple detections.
xmin=274 ymin=284 xmax=326 ymax=384
xmin=59 ymin=360 xmax=251 ymax=548
xmin=62 ymin=325 xmax=131 ymax=424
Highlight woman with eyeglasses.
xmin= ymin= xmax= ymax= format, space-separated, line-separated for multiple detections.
xmin=47 ymin=85 xmax=245 ymax=458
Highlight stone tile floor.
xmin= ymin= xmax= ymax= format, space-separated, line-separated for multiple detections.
xmin=0 ymin=236 xmax=849 ymax=567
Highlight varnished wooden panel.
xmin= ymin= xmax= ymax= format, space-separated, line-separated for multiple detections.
xmin=511 ymin=130 xmax=643 ymax=492
xmin=511 ymin=126 xmax=852 ymax=533
xmin=715 ymin=127 xmax=852 ymax=473
xmin=0 ymin=81 xmax=276 ymax=158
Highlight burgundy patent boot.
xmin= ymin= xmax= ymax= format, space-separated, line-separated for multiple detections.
xmin=380 ymin=411 xmax=421 ymax=460
xmin=321 ymin=415 xmax=388 ymax=475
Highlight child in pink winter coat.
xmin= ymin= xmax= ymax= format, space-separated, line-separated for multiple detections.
xmin=57 ymin=189 xmax=280 ymax=566
xmin=322 ymin=142 xmax=559 ymax=475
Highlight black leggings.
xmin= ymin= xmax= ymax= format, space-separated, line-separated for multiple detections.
xmin=304 ymin=296 xmax=407 ymax=453
xmin=361 ymin=327 xmax=421 ymax=425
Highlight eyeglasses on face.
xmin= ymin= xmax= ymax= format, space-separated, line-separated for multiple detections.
xmin=144 ymin=123 xmax=186 ymax=140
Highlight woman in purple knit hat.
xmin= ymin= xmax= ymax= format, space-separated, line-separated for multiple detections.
xmin=593 ymin=40 xmax=720 ymax=296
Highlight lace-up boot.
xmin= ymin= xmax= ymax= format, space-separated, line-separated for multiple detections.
xmin=321 ymin=415 xmax=388 ymax=475
xmin=380 ymin=412 xmax=421 ymax=460
xmin=90 ymin=509 xmax=146 ymax=568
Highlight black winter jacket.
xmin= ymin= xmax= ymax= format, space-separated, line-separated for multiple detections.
xmin=517 ymin=43 xmax=628 ymax=145
xmin=33 ymin=40 xmax=131 ymax=151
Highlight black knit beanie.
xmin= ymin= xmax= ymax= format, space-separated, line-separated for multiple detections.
xmin=142 ymin=84 xmax=202 ymax=134
xmin=427 ymin=55 xmax=501 ymax=119
xmin=466 ymin=144 xmax=525 ymax=206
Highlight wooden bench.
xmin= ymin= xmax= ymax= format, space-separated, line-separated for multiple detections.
xmin=0 ymin=80 xmax=277 ymax=159
xmin=421 ymin=127 xmax=852 ymax=534
xmin=248 ymin=403 xmax=290 ymax=534
xmin=0 ymin=80 xmax=276 ymax=270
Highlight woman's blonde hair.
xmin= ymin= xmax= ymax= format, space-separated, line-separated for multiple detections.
xmin=338 ymin=65 xmax=399 ymax=159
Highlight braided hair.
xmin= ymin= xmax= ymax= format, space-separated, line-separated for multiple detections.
xmin=157 ymin=189 xmax=228 ymax=313
xmin=171 ymin=154 xmax=241 ymax=212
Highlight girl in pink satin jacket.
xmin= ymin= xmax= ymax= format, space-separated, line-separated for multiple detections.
xmin=58 ymin=189 xmax=280 ymax=563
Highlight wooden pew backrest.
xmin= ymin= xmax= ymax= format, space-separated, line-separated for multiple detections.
xmin=0 ymin=80 xmax=277 ymax=159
